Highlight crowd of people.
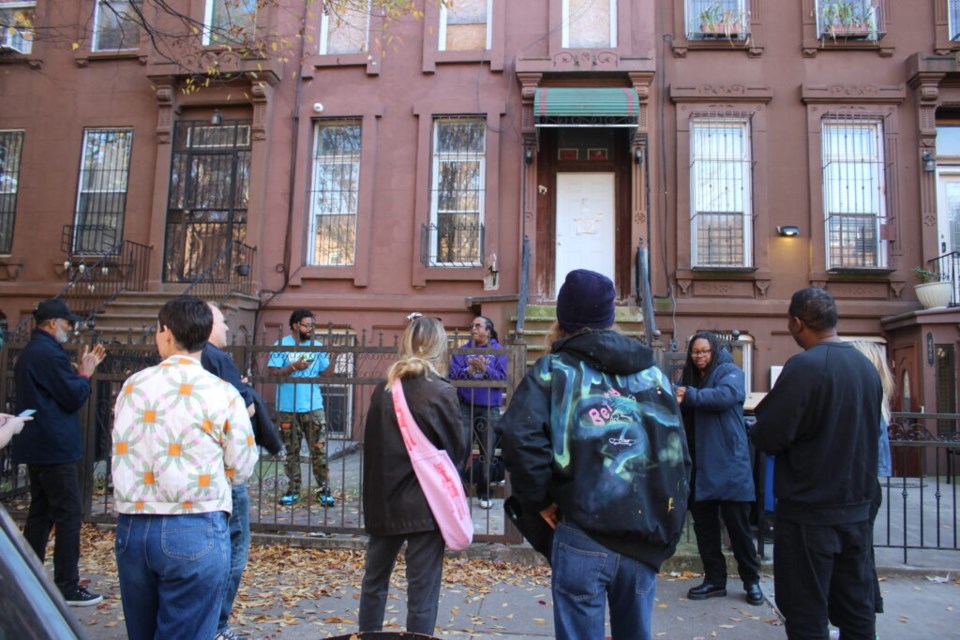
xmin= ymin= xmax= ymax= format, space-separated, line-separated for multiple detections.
xmin=0 ymin=277 xmax=893 ymax=640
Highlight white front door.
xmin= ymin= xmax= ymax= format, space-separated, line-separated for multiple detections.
xmin=936 ymin=170 xmax=960 ymax=257
xmin=936 ymin=170 xmax=960 ymax=303
xmin=555 ymin=172 xmax=616 ymax=297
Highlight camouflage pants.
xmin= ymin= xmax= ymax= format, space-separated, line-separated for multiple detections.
xmin=277 ymin=410 xmax=328 ymax=494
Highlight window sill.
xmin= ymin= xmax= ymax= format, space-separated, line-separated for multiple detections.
xmin=305 ymin=52 xmax=380 ymax=76
xmin=675 ymin=268 xmax=771 ymax=299
xmin=74 ymin=49 xmax=146 ymax=67
xmin=671 ymin=38 xmax=763 ymax=58
xmin=824 ymin=267 xmax=895 ymax=277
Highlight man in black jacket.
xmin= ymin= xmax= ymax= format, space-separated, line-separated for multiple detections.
xmin=201 ymin=303 xmax=283 ymax=640
xmin=13 ymin=299 xmax=105 ymax=606
xmin=752 ymin=288 xmax=881 ymax=640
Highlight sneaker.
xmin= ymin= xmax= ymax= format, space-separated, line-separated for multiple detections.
xmin=478 ymin=498 xmax=493 ymax=509
xmin=278 ymin=491 xmax=300 ymax=506
xmin=63 ymin=585 xmax=103 ymax=607
xmin=317 ymin=487 xmax=335 ymax=508
xmin=214 ymin=629 xmax=243 ymax=640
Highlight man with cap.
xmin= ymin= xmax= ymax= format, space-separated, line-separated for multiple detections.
xmin=12 ymin=298 xmax=106 ymax=606
xmin=501 ymin=269 xmax=691 ymax=640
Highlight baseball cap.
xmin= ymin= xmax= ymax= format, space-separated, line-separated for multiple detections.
xmin=33 ymin=299 xmax=83 ymax=325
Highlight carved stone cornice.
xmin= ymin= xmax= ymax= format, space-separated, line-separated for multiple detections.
xmin=154 ymin=83 xmax=176 ymax=145
xmin=801 ymin=84 xmax=906 ymax=104
xmin=670 ymin=84 xmax=773 ymax=103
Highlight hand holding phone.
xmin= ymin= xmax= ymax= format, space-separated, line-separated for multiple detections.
xmin=18 ymin=409 xmax=36 ymax=417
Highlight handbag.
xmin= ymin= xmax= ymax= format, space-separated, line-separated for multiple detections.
xmin=391 ymin=379 xmax=474 ymax=551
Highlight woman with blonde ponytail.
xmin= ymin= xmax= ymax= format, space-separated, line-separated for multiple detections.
xmin=358 ymin=314 xmax=466 ymax=636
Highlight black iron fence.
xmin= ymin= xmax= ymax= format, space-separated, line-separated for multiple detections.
xmin=1 ymin=330 xmax=957 ymax=561
xmin=0 ymin=328 xmax=526 ymax=544
xmin=928 ymin=251 xmax=959 ymax=307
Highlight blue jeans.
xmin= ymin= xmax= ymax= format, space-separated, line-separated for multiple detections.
xmin=552 ymin=521 xmax=657 ymax=640
xmin=218 ymin=484 xmax=250 ymax=633
xmin=115 ymin=511 xmax=229 ymax=640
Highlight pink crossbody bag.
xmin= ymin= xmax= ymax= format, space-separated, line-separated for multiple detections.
xmin=391 ymin=379 xmax=474 ymax=551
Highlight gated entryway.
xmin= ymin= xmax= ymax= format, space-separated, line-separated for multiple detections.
xmin=164 ymin=119 xmax=251 ymax=283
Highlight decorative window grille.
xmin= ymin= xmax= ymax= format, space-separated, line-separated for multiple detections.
xmin=821 ymin=116 xmax=887 ymax=270
xmin=685 ymin=0 xmax=749 ymax=40
xmin=425 ymin=116 xmax=485 ymax=267
xmin=320 ymin=0 xmax=369 ymax=55
xmin=308 ymin=119 xmax=361 ymax=266
xmin=0 ymin=1 xmax=35 ymax=54
xmin=203 ymin=0 xmax=256 ymax=46
xmin=93 ymin=0 xmax=142 ymax=51
xmin=0 ymin=130 xmax=24 ymax=255
xmin=690 ymin=116 xmax=753 ymax=268
xmin=73 ymin=129 xmax=133 ymax=256
xmin=439 ymin=0 xmax=491 ymax=51
xmin=815 ymin=0 xmax=883 ymax=41
xmin=951 ymin=0 xmax=960 ymax=41
xmin=562 ymin=0 xmax=616 ymax=48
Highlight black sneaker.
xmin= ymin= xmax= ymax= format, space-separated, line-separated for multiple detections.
xmin=64 ymin=585 xmax=103 ymax=607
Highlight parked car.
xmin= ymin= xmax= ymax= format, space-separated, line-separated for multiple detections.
xmin=0 ymin=504 xmax=89 ymax=639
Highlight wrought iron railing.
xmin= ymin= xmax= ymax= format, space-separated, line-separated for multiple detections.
xmin=513 ymin=235 xmax=530 ymax=344
xmin=420 ymin=222 xmax=484 ymax=267
xmin=8 ymin=239 xmax=151 ymax=342
xmin=928 ymin=251 xmax=959 ymax=307
xmin=138 ymin=240 xmax=257 ymax=342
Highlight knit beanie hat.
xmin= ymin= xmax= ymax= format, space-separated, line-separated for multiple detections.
xmin=556 ymin=269 xmax=616 ymax=332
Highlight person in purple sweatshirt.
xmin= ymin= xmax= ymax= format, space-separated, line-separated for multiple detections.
xmin=449 ymin=316 xmax=507 ymax=508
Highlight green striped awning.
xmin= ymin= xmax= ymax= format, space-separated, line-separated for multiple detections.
xmin=534 ymin=87 xmax=639 ymax=127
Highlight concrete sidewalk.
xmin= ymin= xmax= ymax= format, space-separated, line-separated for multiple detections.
xmin=70 ymin=545 xmax=958 ymax=640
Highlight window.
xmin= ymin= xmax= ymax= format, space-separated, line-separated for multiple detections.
xmin=427 ymin=117 xmax=485 ymax=267
xmin=320 ymin=1 xmax=369 ymax=55
xmin=816 ymin=0 xmax=883 ymax=41
xmin=562 ymin=0 xmax=616 ymax=48
xmin=440 ymin=0 xmax=491 ymax=51
xmin=952 ymin=0 xmax=960 ymax=41
xmin=690 ymin=117 xmax=753 ymax=268
xmin=308 ymin=119 xmax=361 ymax=266
xmin=0 ymin=130 xmax=24 ymax=255
xmin=93 ymin=0 xmax=142 ymax=51
xmin=203 ymin=0 xmax=256 ymax=46
xmin=821 ymin=118 xmax=887 ymax=270
xmin=0 ymin=1 xmax=35 ymax=54
xmin=73 ymin=129 xmax=133 ymax=255
xmin=685 ymin=0 xmax=749 ymax=40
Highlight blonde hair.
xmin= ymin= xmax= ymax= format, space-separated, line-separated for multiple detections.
xmin=385 ymin=315 xmax=449 ymax=387
xmin=850 ymin=340 xmax=895 ymax=423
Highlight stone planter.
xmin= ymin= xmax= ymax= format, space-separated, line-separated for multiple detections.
xmin=914 ymin=281 xmax=952 ymax=309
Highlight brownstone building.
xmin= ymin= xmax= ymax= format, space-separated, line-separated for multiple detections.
xmin=0 ymin=0 xmax=957 ymax=416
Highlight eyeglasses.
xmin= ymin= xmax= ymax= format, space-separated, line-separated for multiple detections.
xmin=691 ymin=349 xmax=712 ymax=357
xmin=298 ymin=322 xmax=316 ymax=330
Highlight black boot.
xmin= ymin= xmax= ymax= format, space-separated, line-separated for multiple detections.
xmin=687 ymin=581 xmax=727 ymax=600
xmin=745 ymin=582 xmax=764 ymax=605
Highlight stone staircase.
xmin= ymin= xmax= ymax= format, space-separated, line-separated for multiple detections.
xmin=507 ymin=303 xmax=647 ymax=367
xmin=89 ymin=291 xmax=259 ymax=344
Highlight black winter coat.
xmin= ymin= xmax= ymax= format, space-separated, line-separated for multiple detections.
xmin=13 ymin=330 xmax=92 ymax=464
xmin=362 ymin=374 xmax=466 ymax=536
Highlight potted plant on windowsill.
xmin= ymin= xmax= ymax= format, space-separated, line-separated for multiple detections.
xmin=698 ymin=3 xmax=747 ymax=39
xmin=819 ymin=0 xmax=877 ymax=40
xmin=913 ymin=266 xmax=952 ymax=309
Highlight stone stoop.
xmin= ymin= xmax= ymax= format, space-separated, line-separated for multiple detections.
xmin=90 ymin=291 xmax=259 ymax=344
xmin=507 ymin=303 xmax=646 ymax=367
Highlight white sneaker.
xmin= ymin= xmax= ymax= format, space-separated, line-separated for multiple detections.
xmin=478 ymin=498 xmax=493 ymax=509
xmin=829 ymin=630 xmax=840 ymax=640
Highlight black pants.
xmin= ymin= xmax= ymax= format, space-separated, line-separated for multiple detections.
xmin=24 ymin=462 xmax=82 ymax=595
xmin=460 ymin=403 xmax=502 ymax=498
xmin=690 ymin=499 xmax=760 ymax=586
xmin=358 ymin=530 xmax=445 ymax=635
xmin=773 ymin=518 xmax=876 ymax=640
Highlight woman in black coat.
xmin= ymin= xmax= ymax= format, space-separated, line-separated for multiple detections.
xmin=675 ymin=332 xmax=763 ymax=606
xmin=358 ymin=315 xmax=467 ymax=636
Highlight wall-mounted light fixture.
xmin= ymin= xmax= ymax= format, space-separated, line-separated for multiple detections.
xmin=524 ymin=146 xmax=534 ymax=165
xmin=922 ymin=150 xmax=936 ymax=173
xmin=776 ymin=225 xmax=800 ymax=237
xmin=634 ymin=147 xmax=644 ymax=165
xmin=211 ymin=109 xmax=223 ymax=126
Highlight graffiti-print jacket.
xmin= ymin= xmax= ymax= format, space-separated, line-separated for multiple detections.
xmin=501 ymin=330 xmax=691 ymax=570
